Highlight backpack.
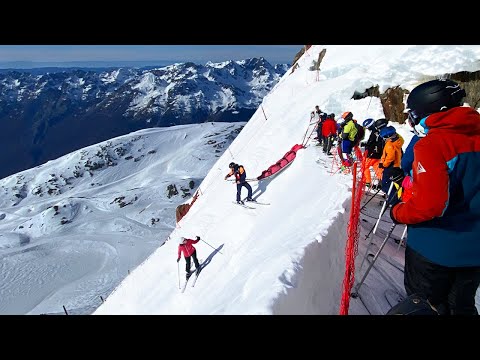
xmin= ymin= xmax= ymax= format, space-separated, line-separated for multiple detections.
xmin=353 ymin=122 xmax=365 ymax=146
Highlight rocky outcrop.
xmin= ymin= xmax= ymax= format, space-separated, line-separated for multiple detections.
xmin=379 ymin=86 xmax=410 ymax=124
xmin=448 ymin=70 xmax=480 ymax=109
xmin=351 ymin=69 xmax=480 ymax=124
xmin=352 ymin=85 xmax=408 ymax=124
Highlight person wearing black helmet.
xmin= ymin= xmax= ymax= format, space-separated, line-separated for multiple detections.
xmin=391 ymin=79 xmax=480 ymax=315
xmin=315 ymin=112 xmax=328 ymax=146
xmin=374 ymin=118 xmax=388 ymax=131
xmin=224 ymin=162 xmax=253 ymax=205
xmin=361 ymin=118 xmax=385 ymax=188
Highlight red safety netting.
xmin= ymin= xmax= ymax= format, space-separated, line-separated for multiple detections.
xmin=339 ymin=151 xmax=367 ymax=315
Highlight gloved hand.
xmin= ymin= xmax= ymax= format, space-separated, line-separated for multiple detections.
xmin=177 ymin=258 xmax=180 ymax=263
xmin=224 ymin=176 xmax=228 ymax=180
xmin=360 ymin=142 xmax=366 ymax=148
xmin=390 ymin=203 xmax=402 ymax=225
xmin=378 ymin=163 xmax=384 ymax=169
xmin=196 ymin=236 xmax=200 ymax=241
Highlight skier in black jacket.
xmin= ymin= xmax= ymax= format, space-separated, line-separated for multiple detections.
xmin=224 ymin=162 xmax=253 ymax=205
xmin=361 ymin=118 xmax=386 ymax=188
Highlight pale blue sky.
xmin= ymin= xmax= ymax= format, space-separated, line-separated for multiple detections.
xmin=0 ymin=45 xmax=302 ymax=68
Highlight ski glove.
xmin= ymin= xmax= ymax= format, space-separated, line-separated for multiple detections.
xmin=390 ymin=203 xmax=402 ymax=225
xmin=196 ymin=236 xmax=200 ymax=240
xmin=378 ymin=163 xmax=384 ymax=169
xmin=177 ymin=258 xmax=180 ymax=262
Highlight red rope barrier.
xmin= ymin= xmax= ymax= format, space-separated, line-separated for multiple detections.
xmin=339 ymin=151 xmax=367 ymax=314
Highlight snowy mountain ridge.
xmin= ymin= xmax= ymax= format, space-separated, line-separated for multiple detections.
xmin=0 ymin=57 xmax=288 ymax=179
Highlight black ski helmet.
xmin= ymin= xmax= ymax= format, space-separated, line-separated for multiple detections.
xmin=229 ymin=162 xmax=236 ymax=168
xmin=406 ymin=79 xmax=466 ymax=125
xmin=374 ymin=118 xmax=388 ymax=130
xmin=328 ymin=113 xmax=335 ymax=119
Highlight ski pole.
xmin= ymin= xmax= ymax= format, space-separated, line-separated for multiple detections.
xmin=359 ymin=181 xmax=394 ymax=271
xmin=352 ymin=222 xmax=397 ymax=297
xmin=301 ymin=120 xmax=314 ymax=145
xmin=261 ymin=105 xmax=268 ymax=121
xmin=396 ymin=225 xmax=408 ymax=252
xmin=199 ymin=238 xmax=223 ymax=255
xmin=177 ymin=261 xmax=180 ymax=289
xmin=360 ymin=187 xmax=382 ymax=211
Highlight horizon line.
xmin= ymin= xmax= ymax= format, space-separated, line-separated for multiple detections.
xmin=0 ymin=58 xmax=290 ymax=70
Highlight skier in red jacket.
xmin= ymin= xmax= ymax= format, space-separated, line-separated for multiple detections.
xmin=177 ymin=236 xmax=201 ymax=279
xmin=321 ymin=113 xmax=337 ymax=155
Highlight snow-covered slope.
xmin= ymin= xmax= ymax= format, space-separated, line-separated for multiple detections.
xmin=0 ymin=122 xmax=244 ymax=314
xmin=94 ymin=45 xmax=480 ymax=315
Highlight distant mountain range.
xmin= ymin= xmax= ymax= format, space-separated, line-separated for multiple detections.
xmin=0 ymin=60 xmax=177 ymax=71
xmin=0 ymin=57 xmax=289 ymax=179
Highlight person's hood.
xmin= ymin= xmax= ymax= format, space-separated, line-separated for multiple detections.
xmin=421 ymin=106 xmax=480 ymax=136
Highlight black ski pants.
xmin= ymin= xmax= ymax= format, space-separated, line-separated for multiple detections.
xmin=236 ymin=182 xmax=253 ymax=201
xmin=323 ymin=136 xmax=333 ymax=154
xmin=404 ymin=246 xmax=480 ymax=315
xmin=185 ymin=250 xmax=200 ymax=273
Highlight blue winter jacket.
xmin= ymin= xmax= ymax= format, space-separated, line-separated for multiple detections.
xmin=401 ymin=134 xmax=420 ymax=176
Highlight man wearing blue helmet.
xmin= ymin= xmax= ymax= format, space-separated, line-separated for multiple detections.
xmin=379 ymin=125 xmax=404 ymax=203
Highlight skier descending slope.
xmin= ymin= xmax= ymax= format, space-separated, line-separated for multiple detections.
xmin=177 ymin=236 xmax=202 ymax=280
xmin=224 ymin=162 xmax=254 ymax=205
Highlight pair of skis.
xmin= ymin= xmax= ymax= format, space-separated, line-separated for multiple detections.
xmin=180 ymin=266 xmax=202 ymax=293
xmin=232 ymin=199 xmax=270 ymax=209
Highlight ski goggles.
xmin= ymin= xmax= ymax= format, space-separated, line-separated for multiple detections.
xmin=406 ymin=109 xmax=422 ymax=127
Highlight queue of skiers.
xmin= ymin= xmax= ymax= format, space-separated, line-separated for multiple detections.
xmin=311 ymin=107 xmax=403 ymax=198
xmin=312 ymin=79 xmax=480 ymax=315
